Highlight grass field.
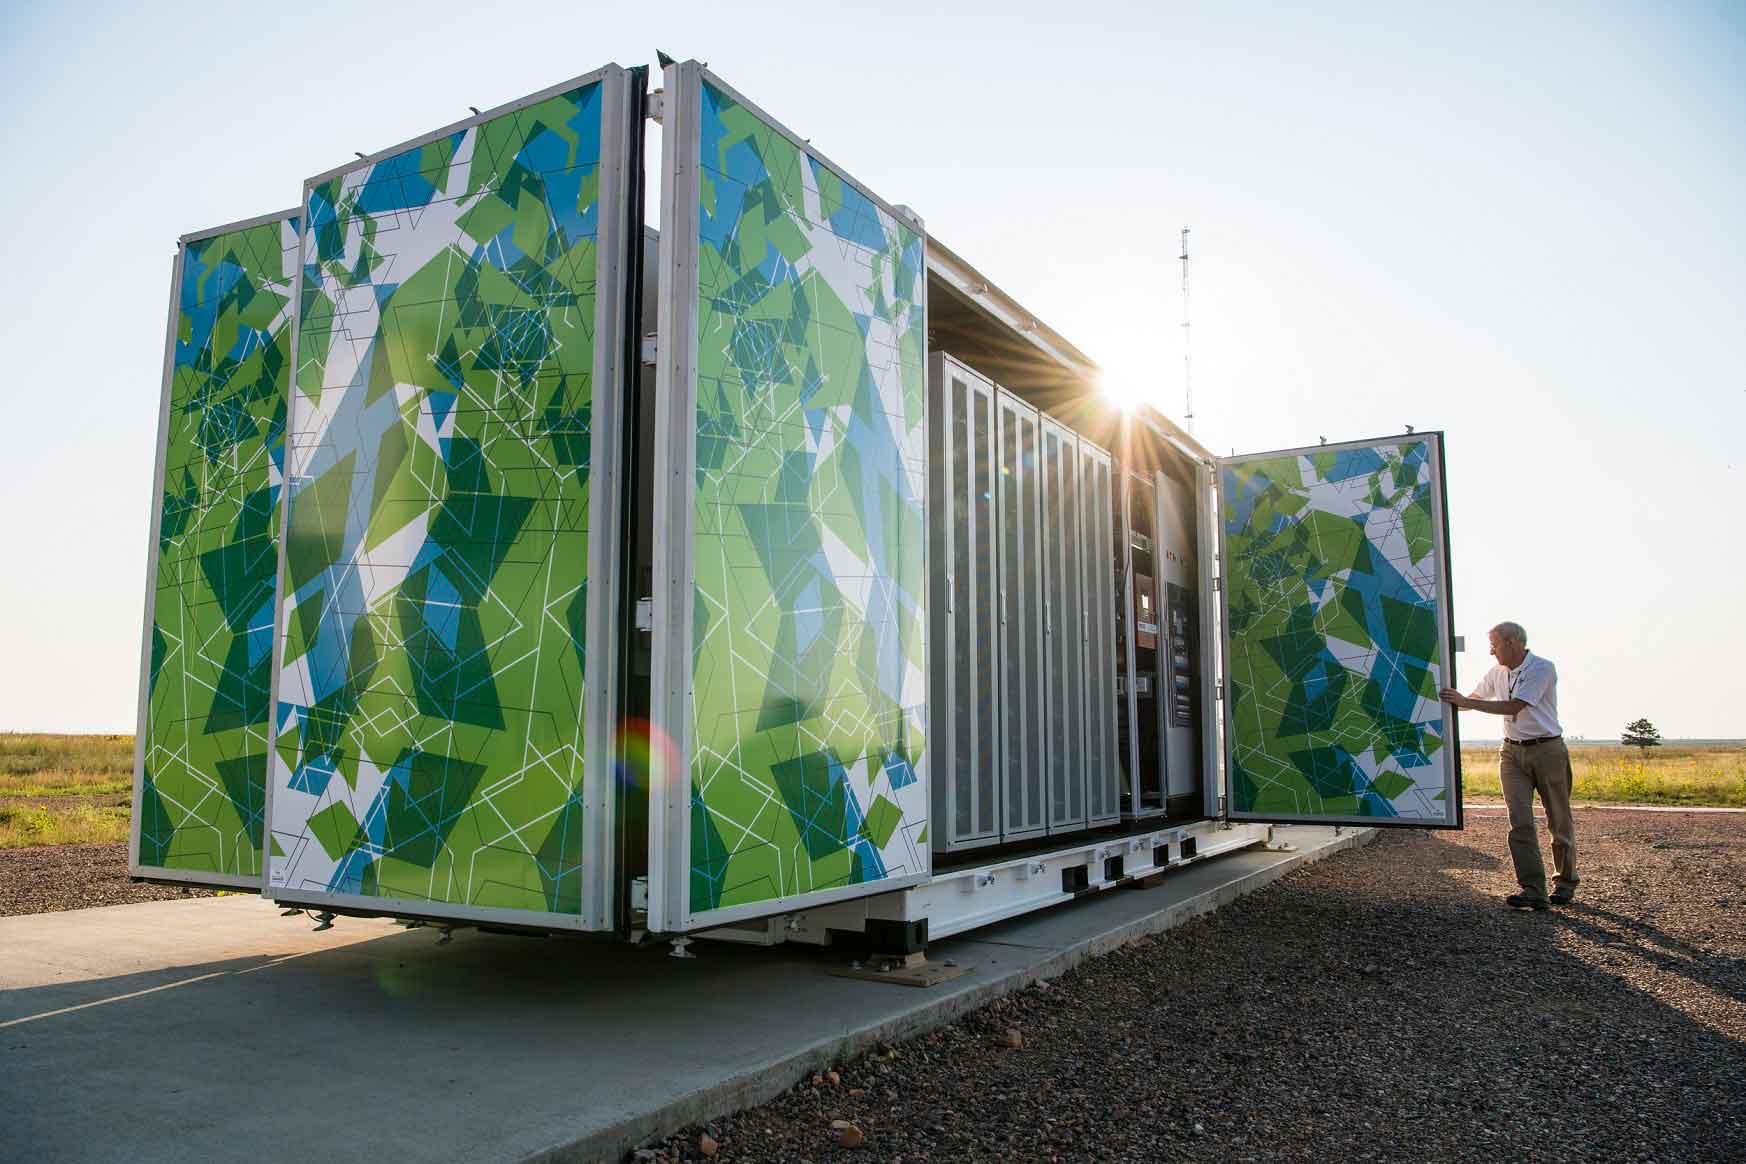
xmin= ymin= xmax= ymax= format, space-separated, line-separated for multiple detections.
xmin=0 ymin=734 xmax=1740 ymax=849
xmin=0 ymin=802 xmax=131 ymax=848
xmin=0 ymin=734 xmax=134 ymax=848
xmin=0 ymin=733 xmax=133 ymax=795
xmin=1461 ymin=744 xmax=1746 ymax=808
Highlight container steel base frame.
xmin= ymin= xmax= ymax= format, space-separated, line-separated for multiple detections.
xmin=695 ymin=817 xmax=1272 ymax=947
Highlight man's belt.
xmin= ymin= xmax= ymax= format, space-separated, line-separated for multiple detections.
xmin=1505 ymin=735 xmax=1562 ymax=747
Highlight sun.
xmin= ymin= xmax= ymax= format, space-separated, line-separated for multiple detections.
xmin=1096 ymin=368 xmax=1152 ymax=413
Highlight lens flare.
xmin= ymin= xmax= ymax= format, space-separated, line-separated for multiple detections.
xmin=615 ymin=718 xmax=681 ymax=795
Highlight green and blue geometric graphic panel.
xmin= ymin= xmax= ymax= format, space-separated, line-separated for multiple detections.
xmin=1220 ymin=436 xmax=1457 ymax=827
xmin=688 ymin=79 xmax=929 ymax=916
xmin=270 ymin=80 xmax=605 ymax=916
xmin=138 ymin=213 xmax=298 ymax=882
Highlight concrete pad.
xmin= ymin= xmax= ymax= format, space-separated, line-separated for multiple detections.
xmin=0 ymin=825 xmax=1373 ymax=1163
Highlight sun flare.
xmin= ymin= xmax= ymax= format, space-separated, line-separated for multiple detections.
xmin=1097 ymin=369 xmax=1152 ymax=413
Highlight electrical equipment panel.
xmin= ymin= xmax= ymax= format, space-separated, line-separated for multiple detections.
xmin=1165 ymin=583 xmax=1197 ymax=730
xmin=1134 ymin=571 xmax=1159 ymax=651
xmin=1156 ymin=469 xmax=1204 ymax=808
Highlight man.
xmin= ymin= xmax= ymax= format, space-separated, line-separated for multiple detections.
xmin=1440 ymin=622 xmax=1577 ymax=911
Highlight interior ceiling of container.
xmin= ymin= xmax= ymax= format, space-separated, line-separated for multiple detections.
xmin=924 ymin=271 xmax=1098 ymax=412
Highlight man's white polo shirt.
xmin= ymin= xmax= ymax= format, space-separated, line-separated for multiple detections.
xmin=1474 ymin=652 xmax=1561 ymax=741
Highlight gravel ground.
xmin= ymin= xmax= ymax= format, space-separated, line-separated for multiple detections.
xmin=644 ymin=810 xmax=1746 ymax=1163
xmin=0 ymin=842 xmax=215 ymax=916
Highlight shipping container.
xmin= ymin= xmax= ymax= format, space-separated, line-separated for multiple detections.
xmin=135 ymin=59 xmax=1461 ymax=951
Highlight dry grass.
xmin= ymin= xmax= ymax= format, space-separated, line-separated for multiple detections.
xmin=0 ymin=735 xmax=1737 ymax=853
xmin=0 ymin=802 xmax=131 ymax=849
xmin=0 ymin=733 xmax=134 ymax=796
xmin=1461 ymin=744 xmax=1746 ymax=808
xmin=0 ymin=734 xmax=136 ymax=849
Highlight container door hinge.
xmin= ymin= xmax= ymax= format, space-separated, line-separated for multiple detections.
xmin=630 ymin=876 xmax=649 ymax=913
xmin=634 ymin=597 xmax=654 ymax=632
xmin=1212 ymin=576 xmax=1222 ymax=592
xmin=641 ymin=333 xmax=658 ymax=366
xmin=647 ymin=89 xmax=665 ymax=124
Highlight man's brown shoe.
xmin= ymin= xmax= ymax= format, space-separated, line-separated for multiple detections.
xmin=1550 ymin=887 xmax=1576 ymax=906
xmin=1506 ymin=893 xmax=1549 ymax=911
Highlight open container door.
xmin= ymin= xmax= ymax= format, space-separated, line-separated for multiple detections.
xmin=649 ymin=62 xmax=930 ymax=933
xmin=1216 ymin=433 xmax=1461 ymax=828
xmin=266 ymin=64 xmax=644 ymax=931
xmin=133 ymin=210 xmax=301 ymax=889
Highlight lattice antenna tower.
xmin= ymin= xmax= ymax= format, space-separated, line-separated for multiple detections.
xmin=1179 ymin=226 xmax=1194 ymax=435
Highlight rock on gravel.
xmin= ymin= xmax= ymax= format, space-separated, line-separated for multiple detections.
xmin=0 ymin=842 xmax=215 ymax=917
xmin=643 ymin=810 xmax=1745 ymax=1162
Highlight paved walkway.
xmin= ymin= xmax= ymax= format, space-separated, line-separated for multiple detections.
xmin=0 ymin=826 xmax=1369 ymax=1163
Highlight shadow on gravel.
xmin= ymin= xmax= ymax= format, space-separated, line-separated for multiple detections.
xmin=1405 ymin=826 xmax=1746 ymax=1002
xmin=1415 ymin=830 xmax=1505 ymax=871
xmin=644 ymin=827 xmax=1746 ymax=1162
xmin=1551 ymin=903 xmax=1746 ymax=1007
xmin=1560 ymin=898 xmax=1730 ymax=954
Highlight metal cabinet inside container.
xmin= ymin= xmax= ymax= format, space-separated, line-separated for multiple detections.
xmin=1037 ymin=414 xmax=1086 ymax=832
xmin=1079 ymin=441 xmax=1120 ymax=826
xmin=929 ymin=352 xmax=1121 ymax=854
xmin=995 ymin=390 xmax=1047 ymax=842
xmin=929 ymin=355 xmax=999 ymax=850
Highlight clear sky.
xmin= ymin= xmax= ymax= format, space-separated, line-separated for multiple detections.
xmin=0 ymin=1 xmax=1740 ymax=740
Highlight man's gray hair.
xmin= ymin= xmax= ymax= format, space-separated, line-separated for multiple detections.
xmin=1491 ymin=621 xmax=1527 ymax=645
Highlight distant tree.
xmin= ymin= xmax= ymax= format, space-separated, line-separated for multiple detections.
xmin=1621 ymin=718 xmax=1662 ymax=752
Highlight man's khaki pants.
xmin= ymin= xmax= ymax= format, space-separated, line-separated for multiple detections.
xmin=1500 ymin=738 xmax=1578 ymax=901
